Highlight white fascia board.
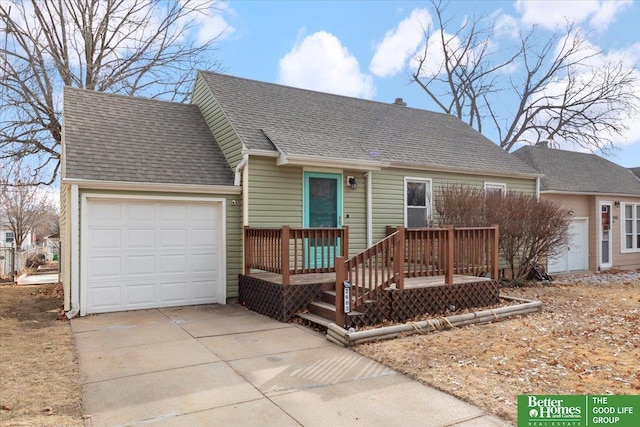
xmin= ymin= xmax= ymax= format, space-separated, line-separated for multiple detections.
xmin=62 ymin=178 xmax=241 ymax=195
xmin=243 ymin=148 xmax=280 ymax=158
xmin=276 ymin=154 xmax=385 ymax=171
xmin=541 ymin=190 xmax=640 ymax=198
xmin=389 ymin=162 xmax=542 ymax=180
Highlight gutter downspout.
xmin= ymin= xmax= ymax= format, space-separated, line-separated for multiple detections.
xmin=535 ymin=177 xmax=540 ymax=200
xmin=365 ymin=171 xmax=373 ymax=248
xmin=234 ymin=154 xmax=249 ymax=186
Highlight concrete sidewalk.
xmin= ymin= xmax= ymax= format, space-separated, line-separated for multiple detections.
xmin=17 ymin=272 xmax=59 ymax=285
xmin=71 ymin=304 xmax=512 ymax=427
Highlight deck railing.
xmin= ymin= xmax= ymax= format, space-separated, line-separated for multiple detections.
xmin=243 ymin=226 xmax=348 ymax=285
xmin=335 ymin=225 xmax=499 ymax=326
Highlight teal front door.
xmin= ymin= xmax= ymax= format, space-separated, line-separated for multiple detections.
xmin=304 ymin=172 xmax=342 ymax=268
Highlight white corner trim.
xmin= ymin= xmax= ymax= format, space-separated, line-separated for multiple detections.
xmin=70 ymin=185 xmax=80 ymax=316
xmin=366 ymin=171 xmax=373 ymax=248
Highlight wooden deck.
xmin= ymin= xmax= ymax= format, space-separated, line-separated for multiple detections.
xmin=248 ymin=271 xmax=491 ymax=288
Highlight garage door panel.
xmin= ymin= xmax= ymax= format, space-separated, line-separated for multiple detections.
xmin=191 ymin=253 xmax=216 ymax=273
xmin=159 ymin=254 xmax=188 ymax=274
xmin=125 ymin=282 xmax=157 ymax=306
xmin=89 ymin=200 xmax=122 ymax=221
xmin=159 ymin=204 xmax=188 ymax=221
xmin=191 ymin=204 xmax=218 ymax=221
xmin=126 ymin=255 xmax=156 ymax=275
xmin=89 ymin=229 xmax=121 ymax=250
xmin=126 ymin=228 xmax=156 ymax=249
xmin=86 ymin=198 xmax=222 ymax=314
xmin=159 ymin=280 xmax=189 ymax=303
xmin=190 ymin=279 xmax=217 ymax=300
xmin=159 ymin=228 xmax=188 ymax=248
xmin=127 ymin=203 xmax=156 ymax=221
xmin=89 ymin=286 xmax=122 ymax=312
xmin=191 ymin=228 xmax=217 ymax=247
xmin=89 ymin=256 xmax=122 ymax=279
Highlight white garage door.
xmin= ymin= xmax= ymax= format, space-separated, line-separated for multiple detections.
xmin=84 ymin=198 xmax=223 ymax=314
xmin=548 ymin=218 xmax=588 ymax=274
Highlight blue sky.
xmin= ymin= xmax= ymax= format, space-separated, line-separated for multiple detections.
xmin=209 ymin=0 xmax=640 ymax=167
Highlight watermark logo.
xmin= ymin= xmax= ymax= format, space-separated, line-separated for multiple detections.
xmin=518 ymin=395 xmax=639 ymax=427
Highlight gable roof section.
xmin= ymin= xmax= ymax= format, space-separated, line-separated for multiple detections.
xmin=197 ymin=72 xmax=539 ymax=178
xmin=630 ymin=167 xmax=640 ymax=180
xmin=513 ymin=146 xmax=640 ymax=195
xmin=63 ymin=87 xmax=233 ymax=186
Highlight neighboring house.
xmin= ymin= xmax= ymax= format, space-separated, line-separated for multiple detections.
xmin=60 ymin=72 xmax=540 ymax=316
xmin=514 ymin=145 xmax=640 ymax=273
xmin=0 ymin=216 xmax=33 ymax=251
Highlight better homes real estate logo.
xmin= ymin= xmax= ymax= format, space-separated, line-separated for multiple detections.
xmin=518 ymin=395 xmax=640 ymax=427
xmin=519 ymin=395 xmax=584 ymax=425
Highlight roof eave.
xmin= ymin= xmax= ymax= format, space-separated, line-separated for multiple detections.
xmin=541 ymin=190 xmax=640 ymax=197
xmin=276 ymin=154 xmax=386 ymax=171
xmin=62 ymin=178 xmax=241 ymax=194
xmin=388 ymin=161 xmax=542 ymax=179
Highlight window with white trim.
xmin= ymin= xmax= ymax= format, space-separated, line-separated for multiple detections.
xmin=405 ymin=178 xmax=432 ymax=227
xmin=622 ymin=203 xmax=640 ymax=252
xmin=5 ymin=232 xmax=14 ymax=244
xmin=484 ymin=182 xmax=506 ymax=196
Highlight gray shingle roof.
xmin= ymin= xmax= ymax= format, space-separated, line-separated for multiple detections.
xmin=513 ymin=146 xmax=640 ymax=195
xmin=630 ymin=167 xmax=640 ymax=180
xmin=198 ymin=72 xmax=539 ymax=177
xmin=63 ymin=87 xmax=233 ymax=186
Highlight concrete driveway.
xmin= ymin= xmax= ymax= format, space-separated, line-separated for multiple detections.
xmin=71 ymin=304 xmax=511 ymax=426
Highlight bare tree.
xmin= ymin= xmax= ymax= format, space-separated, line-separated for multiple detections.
xmin=411 ymin=1 xmax=640 ymax=153
xmin=0 ymin=0 xmax=226 ymax=184
xmin=434 ymin=184 xmax=571 ymax=281
xmin=0 ymin=163 xmax=55 ymax=250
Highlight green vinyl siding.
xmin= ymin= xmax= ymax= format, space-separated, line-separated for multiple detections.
xmin=343 ymin=170 xmax=367 ymax=256
xmin=247 ymin=156 xmax=303 ymax=227
xmin=76 ymin=189 xmax=243 ymax=299
xmin=371 ymin=168 xmax=536 ymax=243
xmin=191 ymin=74 xmax=244 ymax=169
xmin=246 ymin=158 xmax=367 ymax=257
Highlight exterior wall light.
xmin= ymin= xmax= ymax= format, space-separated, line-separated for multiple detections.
xmin=347 ymin=176 xmax=357 ymax=190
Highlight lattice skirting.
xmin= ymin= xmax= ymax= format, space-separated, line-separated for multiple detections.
xmin=238 ymin=275 xmax=324 ymax=322
xmin=349 ymin=280 xmax=500 ymax=328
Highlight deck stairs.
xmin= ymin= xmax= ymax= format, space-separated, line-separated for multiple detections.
xmin=296 ymin=289 xmax=365 ymax=330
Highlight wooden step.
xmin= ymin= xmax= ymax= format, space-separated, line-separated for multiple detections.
xmin=308 ymin=301 xmax=336 ymax=320
xmin=296 ymin=312 xmax=333 ymax=329
xmin=321 ymin=290 xmax=336 ymax=304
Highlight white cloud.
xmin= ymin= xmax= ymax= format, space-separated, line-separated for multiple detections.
xmin=493 ymin=12 xmax=520 ymax=39
xmin=369 ymin=8 xmax=431 ymax=77
xmin=409 ymin=31 xmax=462 ymax=79
xmin=514 ymin=0 xmax=632 ymax=32
xmin=192 ymin=1 xmax=235 ymax=45
xmin=278 ymin=31 xmax=375 ymax=99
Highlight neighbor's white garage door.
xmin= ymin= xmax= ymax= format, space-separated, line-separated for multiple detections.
xmin=548 ymin=218 xmax=588 ymax=274
xmin=85 ymin=198 xmax=223 ymax=314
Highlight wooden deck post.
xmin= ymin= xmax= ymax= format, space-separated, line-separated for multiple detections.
xmin=341 ymin=225 xmax=349 ymax=258
xmin=335 ymin=256 xmax=346 ymax=328
xmin=446 ymin=225 xmax=454 ymax=285
xmin=281 ymin=225 xmax=290 ymax=285
xmin=491 ymin=224 xmax=499 ymax=281
xmin=395 ymin=225 xmax=405 ymax=290
xmin=243 ymin=226 xmax=251 ymax=275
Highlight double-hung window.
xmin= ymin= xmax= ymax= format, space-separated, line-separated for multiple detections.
xmin=484 ymin=182 xmax=506 ymax=196
xmin=5 ymin=232 xmax=14 ymax=244
xmin=405 ymin=178 xmax=432 ymax=227
xmin=622 ymin=203 xmax=640 ymax=252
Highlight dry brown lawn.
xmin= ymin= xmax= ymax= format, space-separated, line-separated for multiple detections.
xmin=0 ymin=283 xmax=83 ymax=427
xmin=354 ymin=273 xmax=640 ymax=425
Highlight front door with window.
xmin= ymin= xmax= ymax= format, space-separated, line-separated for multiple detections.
xmin=600 ymin=203 xmax=612 ymax=269
xmin=304 ymin=172 xmax=342 ymax=268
